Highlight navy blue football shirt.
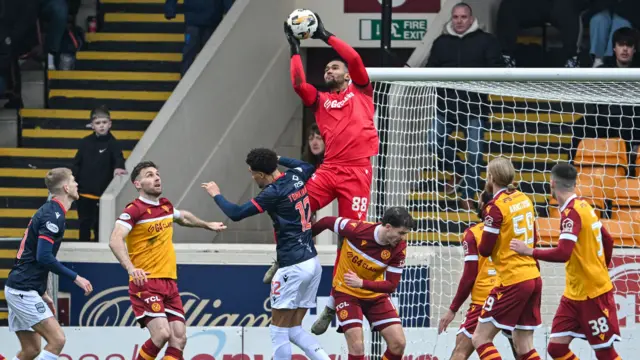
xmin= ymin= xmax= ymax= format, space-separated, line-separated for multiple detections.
xmin=213 ymin=157 xmax=317 ymax=267
xmin=7 ymin=198 xmax=77 ymax=295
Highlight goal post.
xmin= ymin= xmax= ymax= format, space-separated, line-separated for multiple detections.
xmin=365 ymin=68 xmax=640 ymax=358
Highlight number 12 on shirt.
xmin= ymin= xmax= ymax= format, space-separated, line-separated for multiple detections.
xmin=513 ymin=212 xmax=535 ymax=245
xmin=295 ymin=197 xmax=312 ymax=232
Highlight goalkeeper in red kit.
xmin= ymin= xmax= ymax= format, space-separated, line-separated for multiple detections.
xmin=283 ymin=14 xmax=379 ymax=335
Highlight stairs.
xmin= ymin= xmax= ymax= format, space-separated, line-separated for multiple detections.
xmin=0 ymin=0 xmax=184 ymax=242
xmin=408 ymin=96 xmax=582 ymax=244
xmin=0 ymin=0 xmax=185 ymax=325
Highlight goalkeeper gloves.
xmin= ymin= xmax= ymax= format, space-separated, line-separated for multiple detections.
xmin=311 ymin=13 xmax=333 ymax=43
xmin=284 ymin=22 xmax=300 ymax=57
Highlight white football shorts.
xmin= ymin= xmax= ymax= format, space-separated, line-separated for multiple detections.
xmin=5 ymin=286 xmax=54 ymax=332
xmin=270 ymin=256 xmax=322 ymax=309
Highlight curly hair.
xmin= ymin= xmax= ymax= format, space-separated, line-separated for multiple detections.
xmin=131 ymin=160 xmax=157 ymax=183
xmin=246 ymin=148 xmax=278 ymax=174
xmin=302 ymin=123 xmax=324 ymax=168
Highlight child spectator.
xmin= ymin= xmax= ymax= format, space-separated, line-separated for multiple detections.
xmin=72 ymin=106 xmax=127 ymax=242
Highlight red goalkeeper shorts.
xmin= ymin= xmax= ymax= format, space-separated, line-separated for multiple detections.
xmin=306 ymin=162 xmax=372 ymax=220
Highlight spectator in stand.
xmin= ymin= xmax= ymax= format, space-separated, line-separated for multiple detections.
xmin=497 ymin=0 xmax=583 ymax=67
xmin=72 ymin=106 xmax=127 ymax=242
xmin=589 ymin=0 xmax=633 ymax=67
xmin=598 ymin=27 xmax=639 ymax=67
xmin=40 ymin=0 xmax=69 ymax=70
xmin=302 ymin=123 xmax=325 ymax=168
xmin=165 ymin=0 xmax=234 ymax=76
xmin=426 ymin=2 xmax=502 ymax=211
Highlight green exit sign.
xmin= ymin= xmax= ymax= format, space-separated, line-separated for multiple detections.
xmin=359 ymin=19 xmax=427 ymax=41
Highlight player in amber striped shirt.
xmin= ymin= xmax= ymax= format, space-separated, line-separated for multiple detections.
xmin=511 ymin=163 xmax=621 ymax=360
xmin=312 ymin=207 xmax=414 ymax=360
xmin=109 ymin=161 xmax=226 ymax=360
xmin=472 ymin=157 xmax=542 ymax=360
xmin=438 ymin=191 xmax=517 ymax=360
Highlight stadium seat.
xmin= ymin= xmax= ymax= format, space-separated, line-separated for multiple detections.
xmin=537 ymin=217 xmax=560 ymax=245
xmin=575 ymin=138 xmax=627 ymax=169
xmin=578 ymin=172 xmax=617 ymax=201
xmin=612 ymin=178 xmax=640 ymax=208
xmin=600 ymin=219 xmax=640 ymax=247
xmin=548 ymin=179 xmax=605 ymax=217
xmin=612 ymin=208 xmax=640 ymax=222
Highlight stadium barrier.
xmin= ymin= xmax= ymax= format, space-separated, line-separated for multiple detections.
xmin=1 ymin=326 xmax=638 ymax=359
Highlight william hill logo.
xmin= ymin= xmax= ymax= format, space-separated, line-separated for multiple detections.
xmin=78 ymin=286 xmax=271 ymax=327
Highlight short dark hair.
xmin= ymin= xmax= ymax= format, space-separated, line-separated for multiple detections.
xmin=246 ymin=148 xmax=278 ymax=174
xmin=326 ymin=57 xmax=348 ymax=70
xmin=381 ymin=206 xmax=415 ymax=229
xmin=551 ymin=162 xmax=578 ymax=191
xmin=131 ymin=160 xmax=157 ymax=183
xmin=477 ymin=190 xmax=493 ymax=219
xmin=452 ymin=2 xmax=473 ymax=16
xmin=90 ymin=105 xmax=111 ymax=121
xmin=613 ymin=27 xmax=637 ymax=48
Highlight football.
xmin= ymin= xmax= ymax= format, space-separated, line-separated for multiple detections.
xmin=287 ymin=9 xmax=318 ymax=40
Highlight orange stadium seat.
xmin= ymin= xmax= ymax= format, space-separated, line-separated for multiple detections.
xmin=537 ymin=217 xmax=560 ymax=246
xmin=575 ymin=138 xmax=628 ymax=168
xmin=612 ymin=208 xmax=640 ymax=222
xmin=578 ymin=173 xmax=617 ymax=201
xmin=600 ymin=219 xmax=640 ymax=247
xmin=612 ymin=178 xmax=640 ymax=208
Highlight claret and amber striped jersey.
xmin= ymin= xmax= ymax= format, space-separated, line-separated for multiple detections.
xmin=558 ymin=194 xmax=613 ymax=300
xmin=331 ymin=218 xmax=406 ymax=299
xmin=462 ymin=223 xmax=497 ymax=305
xmin=116 ymin=196 xmax=180 ymax=280
xmin=482 ymin=189 xmax=540 ymax=286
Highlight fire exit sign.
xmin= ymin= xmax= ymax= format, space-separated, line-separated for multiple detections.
xmin=359 ymin=19 xmax=427 ymax=41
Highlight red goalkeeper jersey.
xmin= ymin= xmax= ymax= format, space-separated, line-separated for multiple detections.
xmin=290 ymin=36 xmax=379 ymax=166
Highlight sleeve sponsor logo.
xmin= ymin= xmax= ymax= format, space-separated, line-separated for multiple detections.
xmin=484 ymin=215 xmax=494 ymax=227
xmin=119 ymin=213 xmax=131 ymax=221
xmin=46 ymin=221 xmax=59 ymax=233
xmin=462 ymin=240 xmax=469 ymax=255
xmin=562 ymin=218 xmax=574 ymax=233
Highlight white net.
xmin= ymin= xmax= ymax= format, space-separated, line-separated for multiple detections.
xmin=367 ymin=79 xmax=640 ymax=358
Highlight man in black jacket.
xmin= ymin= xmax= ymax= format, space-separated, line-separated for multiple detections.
xmin=164 ymin=0 xmax=234 ymax=75
xmin=426 ymin=2 xmax=502 ymax=211
xmin=72 ymin=106 xmax=127 ymax=242
xmin=598 ymin=27 xmax=639 ymax=68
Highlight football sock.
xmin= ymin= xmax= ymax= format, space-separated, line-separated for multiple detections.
xmin=289 ymin=326 xmax=330 ymax=360
xmin=547 ymin=342 xmax=578 ymax=360
xmin=163 ymin=347 xmax=182 ymax=360
xmin=477 ymin=342 xmax=502 ymax=360
xmin=270 ymin=325 xmax=292 ymax=360
xmin=595 ymin=347 xmax=621 ymax=360
xmin=519 ymin=349 xmax=541 ymax=360
xmin=383 ymin=348 xmax=403 ymax=360
xmin=137 ymin=339 xmax=161 ymax=360
xmin=326 ymin=295 xmax=335 ymax=310
xmin=36 ymin=351 xmax=57 ymax=360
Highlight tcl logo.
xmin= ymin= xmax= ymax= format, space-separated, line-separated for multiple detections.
xmin=336 ymin=301 xmax=350 ymax=310
xmin=144 ymin=296 xmax=161 ymax=304
xmin=324 ymin=92 xmax=355 ymax=109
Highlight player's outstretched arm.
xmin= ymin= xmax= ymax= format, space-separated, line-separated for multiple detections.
xmin=175 ymin=209 xmax=227 ymax=231
xmin=202 ymin=181 xmax=261 ymax=221
xmin=277 ymin=156 xmax=316 ymax=179
xmin=109 ymin=222 xmax=150 ymax=287
xmin=311 ymin=216 xmax=339 ymax=237
xmin=312 ymin=14 xmax=369 ymax=88
xmin=285 ymin=23 xmax=318 ymax=106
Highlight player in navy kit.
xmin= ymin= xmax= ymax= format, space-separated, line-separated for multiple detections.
xmin=5 ymin=168 xmax=93 ymax=360
xmin=202 ymin=148 xmax=330 ymax=360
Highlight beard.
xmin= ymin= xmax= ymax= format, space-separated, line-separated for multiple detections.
xmin=325 ymin=77 xmax=345 ymax=89
xmin=144 ymin=186 xmax=162 ymax=197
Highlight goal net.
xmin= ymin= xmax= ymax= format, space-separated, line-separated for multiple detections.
xmin=367 ymin=68 xmax=640 ymax=359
